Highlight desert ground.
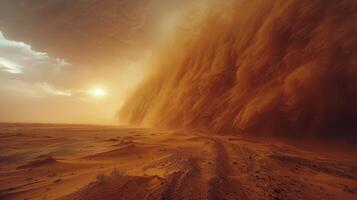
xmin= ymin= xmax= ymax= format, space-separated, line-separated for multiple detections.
xmin=0 ymin=123 xmax=356 ymax=200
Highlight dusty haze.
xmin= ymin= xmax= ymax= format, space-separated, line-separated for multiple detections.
xmin=119 ymin=0 xmax=357 ymax=141
xmin=0 ymin=0 xmax=208 ymax=124
xmin=0 ymin=1 xmax=357 ymax=199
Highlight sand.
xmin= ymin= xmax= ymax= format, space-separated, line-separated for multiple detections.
xmin=0 ymin=123 xmax=356 ymax=200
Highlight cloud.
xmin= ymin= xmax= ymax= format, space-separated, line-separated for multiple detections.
xmin=0 ymin=31 xmax=75 ymax=103
xmin=0 ymin=78 xmax=72 ymax=98
xmin=0 ymin=57 xmax=23 ymax=73
xmin=0 ymin=0 xmax=151 ymax=66
xmin=0 ymin=31 xmax=70 ymax=75
xmin=0 ymin=0 xmax=209 ymax=67
xmin=35 ymin=82 xmax=72 ymax=97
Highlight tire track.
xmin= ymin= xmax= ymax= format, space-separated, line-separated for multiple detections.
xmin=160 ymin=156 xmax=208 ymax=200
xmin=208 ymin=138 xmax=248 ymax=200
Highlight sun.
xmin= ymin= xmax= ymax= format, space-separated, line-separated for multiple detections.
xmin=88 ymin=87 xmax=107 ymax=97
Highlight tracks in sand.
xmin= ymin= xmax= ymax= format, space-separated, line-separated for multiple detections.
xmin=4 ymin=126 xmax=355 ymax=200
xmin=60 ymin=134 xmax=249 ymax=200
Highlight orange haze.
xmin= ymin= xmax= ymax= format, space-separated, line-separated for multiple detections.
xmin=119 ymin=0 xmax=357 ymax=141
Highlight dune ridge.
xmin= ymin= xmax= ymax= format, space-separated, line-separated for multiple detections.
xmin=119 ymin=0 xmax=357 ymax=140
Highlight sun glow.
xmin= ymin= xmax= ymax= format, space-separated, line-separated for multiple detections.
xmin=88 ymin=87 xmax=107 ymax=97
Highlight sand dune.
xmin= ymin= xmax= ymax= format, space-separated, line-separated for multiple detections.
xmin=0 ymin=123 xmax=356 ymax=199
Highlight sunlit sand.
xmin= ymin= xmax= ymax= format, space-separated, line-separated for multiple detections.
xmin=0 ymin=123 xmax=356 ymax=200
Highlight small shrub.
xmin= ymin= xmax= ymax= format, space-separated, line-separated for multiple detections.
xmin=111 ymin=168 xmax=124 ymax=177
xmin=96 ymin=173 xmax=106 ymax=183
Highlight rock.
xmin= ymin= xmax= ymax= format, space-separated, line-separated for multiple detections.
xmin=274 ymin=188 xmax=284 ymax=193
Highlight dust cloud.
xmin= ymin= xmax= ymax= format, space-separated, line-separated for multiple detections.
xmin=120 ymin=0 xmax=357 ymax=141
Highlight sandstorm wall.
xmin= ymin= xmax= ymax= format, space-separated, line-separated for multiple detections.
xmin=120 ymin=0 xmax=357 ymax=140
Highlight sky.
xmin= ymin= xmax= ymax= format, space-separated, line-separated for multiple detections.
xmin=0 ymin=0 xmax=208 ymax=124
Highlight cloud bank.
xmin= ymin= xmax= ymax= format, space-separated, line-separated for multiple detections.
xmin=0 ymin=0 xmax=207 ymax=67
xmin=119 ymin=0 xmax=357 ymax=141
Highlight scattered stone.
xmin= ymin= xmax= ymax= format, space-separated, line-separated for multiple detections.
xmin=274 ymin=188 xmax=284 ymax=194
xmin=344 ymin=186 xmax=356 ymax=193
xmin=107 ymin=138 xmax=118 ymax=142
